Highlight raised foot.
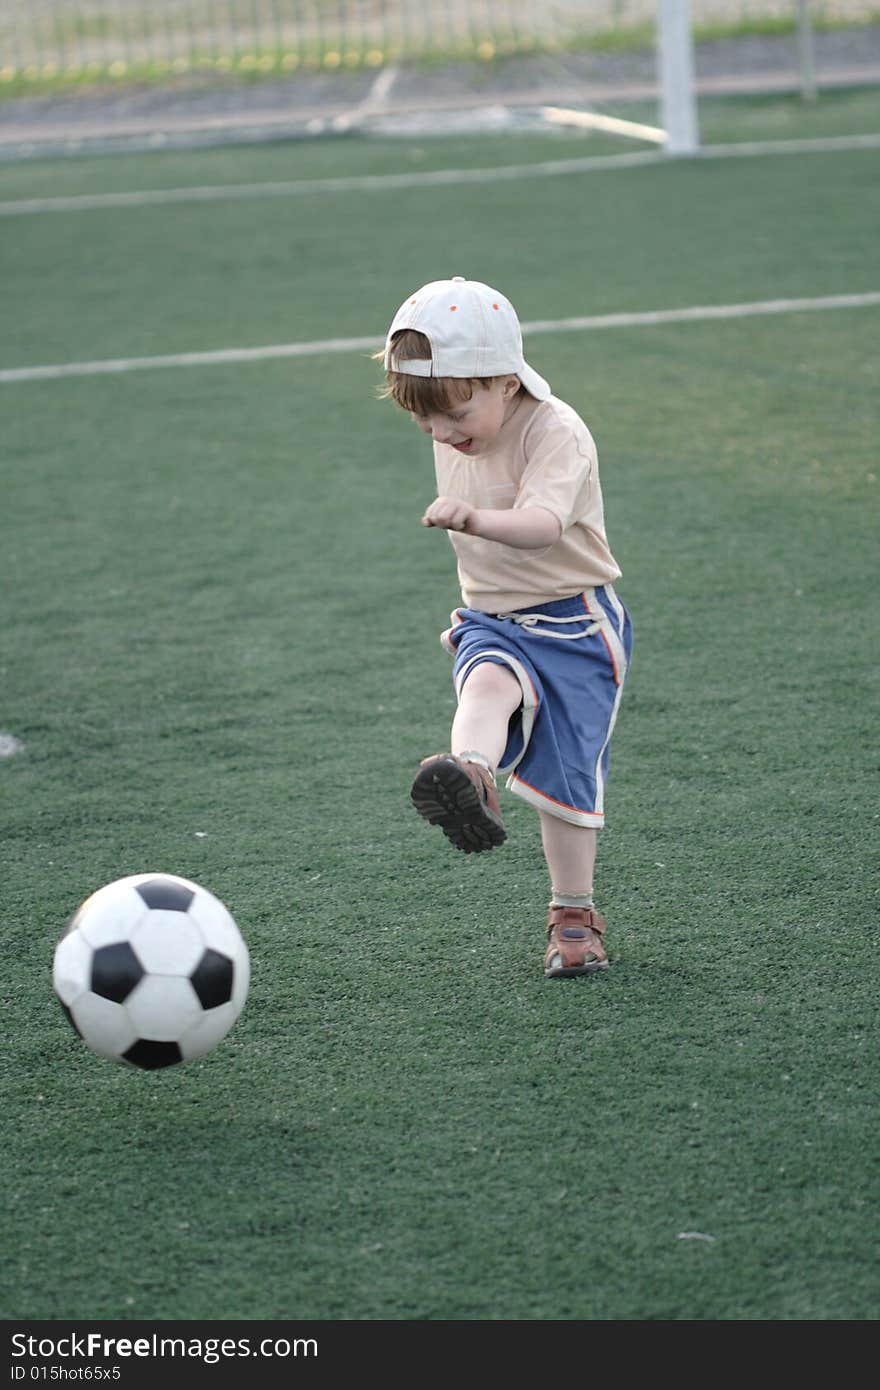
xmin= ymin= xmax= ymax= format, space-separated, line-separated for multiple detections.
xmin=410 ymin=754 xmax=507 ymax=854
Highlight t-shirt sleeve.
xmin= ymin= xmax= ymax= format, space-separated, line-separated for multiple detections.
xmin=514 ymin=413 xmax=595 ymax=531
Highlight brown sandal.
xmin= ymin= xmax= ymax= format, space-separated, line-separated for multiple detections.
xmin=410 ymin=753 xmax=507 ymax=854
xmin=544 ymin=905 xmax=609 ymax=977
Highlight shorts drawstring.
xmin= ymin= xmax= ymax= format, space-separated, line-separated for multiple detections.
xmin=494 ymin=606 xmax=605 ymax=641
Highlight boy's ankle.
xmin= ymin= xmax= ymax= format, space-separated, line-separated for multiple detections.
xmin=550 ymin=891 xmax=594 ymax=910
xmin=454 ymin=749 xmax=495 ymax=779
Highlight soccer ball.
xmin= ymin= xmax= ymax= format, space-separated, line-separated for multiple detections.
xmin=53 ymin=873 xmax=250 ymax=1070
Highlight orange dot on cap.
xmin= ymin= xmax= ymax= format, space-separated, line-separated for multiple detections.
xmin=450 ymin=305 xmax=457 ymax=311
xmin=492 ymin=303 xmax=499 ymax=309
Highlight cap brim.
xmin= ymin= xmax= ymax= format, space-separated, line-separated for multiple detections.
xmin=518 ymin=361 xmax=552 ymax=401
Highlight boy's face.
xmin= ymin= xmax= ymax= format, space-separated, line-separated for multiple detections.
xmin=410 ymin=376 xmax=521 ymax=456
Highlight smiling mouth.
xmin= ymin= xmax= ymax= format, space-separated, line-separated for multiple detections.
xmin=452 ymin=438 xmax=474 ymax=452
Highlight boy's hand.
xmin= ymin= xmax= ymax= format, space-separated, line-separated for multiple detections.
xmin=421 ymin=497 xmax=475 ymax=533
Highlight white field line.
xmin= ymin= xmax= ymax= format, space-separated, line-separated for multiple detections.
xmin=0 ymin=152 xmax=664 ymax=215
xmin=1 ymin=132 xmax=879 ymax=217
xmin=2 ymin=292 xmax=879 ymax=385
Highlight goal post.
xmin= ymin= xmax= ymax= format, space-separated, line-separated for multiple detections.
xmin=657 ymin=0 xmax=700 ymax=155
xmin=539 ymin=0 xmax=701 ymax=156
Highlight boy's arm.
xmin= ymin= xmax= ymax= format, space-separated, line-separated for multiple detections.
xmin=422 ymin=497 xmax=562 ymax=550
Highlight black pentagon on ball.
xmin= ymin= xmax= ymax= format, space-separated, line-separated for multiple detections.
xmin=124 ymin=1039 xmax=184 ymax=1069
xmin=90 ymin=941 xmax=144 ymax=1003
xmin=135 ymin=877 xmax=195 ymax=912
xmin=190 ymin=948 xmax=234 ymax=1009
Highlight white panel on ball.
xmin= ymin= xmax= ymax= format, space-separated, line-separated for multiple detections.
xmin=179 ymin=1000 xmax=241 ymax=1060
xmin=52 ymin=931 xmax=93 ymax=1006
xmin=231 ymin=953 xmax=251 ymax=1012
xmin=129 ymin=912 xmax=204 ymax=974
xmin=187 ymin=896 xmax=243 ymax=958
xmin=74 ymin=884 xmax=150 ymax=950
xmin=125 ymin=975 xmax=203 ymax=1040
xmin=69 ymin=994 xmax=138 ymax=1058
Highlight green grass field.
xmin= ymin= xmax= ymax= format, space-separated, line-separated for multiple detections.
xmin=1 ymin=90 xmax=878 ymax=1323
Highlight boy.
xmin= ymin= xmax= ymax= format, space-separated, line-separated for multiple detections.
xmin=379 ymin=277 xmax=632 ymax=978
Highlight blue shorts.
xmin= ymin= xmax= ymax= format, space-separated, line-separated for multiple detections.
xmin=442 ymin=586 xmax=633 ymax=828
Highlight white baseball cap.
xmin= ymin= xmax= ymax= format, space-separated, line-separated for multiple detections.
xmin=384 ymin=276 xmax=551 ymax=401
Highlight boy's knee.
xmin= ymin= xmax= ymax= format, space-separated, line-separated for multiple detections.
xmin=462 ymin=660 xmax=522 ymax=706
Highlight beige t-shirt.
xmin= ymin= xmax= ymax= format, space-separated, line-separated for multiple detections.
xmin=433 ymin=392 xmax=622 ymax=612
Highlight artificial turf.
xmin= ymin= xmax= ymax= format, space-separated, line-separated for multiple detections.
xmin=1 ymin=91 xmax=878 ymax=1321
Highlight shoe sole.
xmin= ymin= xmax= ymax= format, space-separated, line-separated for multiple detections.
xmin=410 ymin=757 xmax=507 ymax=854
xmin=544 ymin=957 xmax=609 ymax=978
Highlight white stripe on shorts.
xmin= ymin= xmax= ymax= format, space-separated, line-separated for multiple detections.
xmin=603 ymin=583 xmax=628 ymax=640
xmin=592 ymin=619 xmax=629 ymax=816
xmin=506 ymin=774 xmax=606 ymax=828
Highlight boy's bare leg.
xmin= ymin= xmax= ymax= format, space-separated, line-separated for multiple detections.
xmin=450 ymin=662 xmax=522 ymax=770
xmin=539 ymin=811 xmax=597 ymax=902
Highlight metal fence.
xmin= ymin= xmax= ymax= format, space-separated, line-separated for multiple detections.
xmin=1 ymin=1 xmax=875 ymax=85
